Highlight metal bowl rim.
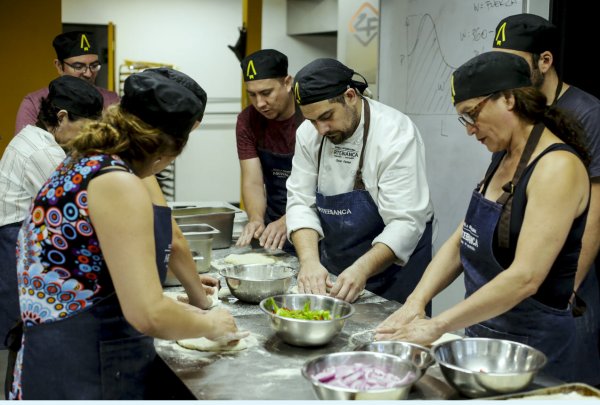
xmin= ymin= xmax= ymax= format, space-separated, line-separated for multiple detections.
xmin=259 ymin=294 xmax=355 ymax=323
xmin=432 ymin=337 xmax=548 ymax=375
xmin=218 ymin=266 xmax=295 ymax=281
xmin=301 ymin=351 xmax=421 ymax=392
xmin=356 ymin=340 xmax=435 ymax=368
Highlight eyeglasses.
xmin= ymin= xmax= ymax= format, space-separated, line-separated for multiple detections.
xmin=63 ymin=61 xmax=102 ymax=73
xmin=457 ymin=94 xmax=494 ymax=127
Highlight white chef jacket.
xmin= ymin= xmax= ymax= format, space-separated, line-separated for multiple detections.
xmin=0 ymin=125 xmax=65 ymax=227
xmin=286 ymin=98 xmax=434 ymax=265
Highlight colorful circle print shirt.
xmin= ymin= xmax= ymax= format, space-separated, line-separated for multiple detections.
xmin=15 ymin=154 xmax=130 ymax=326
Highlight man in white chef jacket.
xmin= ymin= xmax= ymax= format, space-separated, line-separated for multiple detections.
xmin=286 ymin=58 xmax=434 ymax=309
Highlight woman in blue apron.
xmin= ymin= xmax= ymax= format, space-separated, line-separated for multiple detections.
xmin=8 ymin=70 xmax=241 ymax=400
xmin=316 ymin=99 xmax=433 ymax=309
xmin=376 ymin=52 xmax=590 ymax=382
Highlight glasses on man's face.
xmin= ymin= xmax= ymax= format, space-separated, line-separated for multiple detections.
xmin=63 ymin=61 xmax=102 ymax=74
xmin=457 ymin=94 xmax=493 ymax=127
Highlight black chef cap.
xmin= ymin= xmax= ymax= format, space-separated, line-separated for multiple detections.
xmin=493 ymin=14 xmax=559 ymax=56
xmin=53 ymin=31 xmax=98 ymax=60
xmin=240 ymin=49 xmax=288 ymax=81
xmin=120 ymin=71 xmax=204 ymax=139
xmin=293 ymin=58 xmax=368 ymax=106
xmin=144 ymin=68 xmax=208 ymax=121
xmin=451 ymin=52 xmax=532 ymax=105
xmin=48 ymin=76 xmax=103 ymax=118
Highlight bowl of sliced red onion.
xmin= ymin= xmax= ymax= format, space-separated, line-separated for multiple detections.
xmin=301 ymin=351 xmax=420 ymax=400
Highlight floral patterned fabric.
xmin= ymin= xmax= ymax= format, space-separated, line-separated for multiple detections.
xmin=10 ymin=153 xmax=129 ymax=399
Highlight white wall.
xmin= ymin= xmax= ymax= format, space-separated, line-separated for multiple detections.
xmin=63 ymin=0 xmax=336 ymax=203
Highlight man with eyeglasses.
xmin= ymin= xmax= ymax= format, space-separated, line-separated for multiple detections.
xmin=14 ymin=31 xmax=120 ymax=134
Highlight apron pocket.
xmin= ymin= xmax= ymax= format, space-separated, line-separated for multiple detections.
xmin=466 ymin=322 xmax=530 ymax=346
xmin=100 ymin=334 xmax=156 ymax=399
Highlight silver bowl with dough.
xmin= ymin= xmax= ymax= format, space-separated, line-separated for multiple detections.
xmin=219 ymin=264 xmax=295 ymax=304
xmin=433 ymin=337 xmax=547 ymax=398
xmin=259 ymin=294 xmax=355 ymax=346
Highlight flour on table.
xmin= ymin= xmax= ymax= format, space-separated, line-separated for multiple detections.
xmin=177 ymin=333 xmax=257 ymax=352
xmin=507 ymin=391 xmax=597 ymax=400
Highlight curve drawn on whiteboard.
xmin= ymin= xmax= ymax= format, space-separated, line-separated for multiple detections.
xmin=402 ymin=13 xmax=458 ymax=116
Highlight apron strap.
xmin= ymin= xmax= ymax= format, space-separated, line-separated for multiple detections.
xmin=497 ymin=123 xmax=545 ymax=248
xmin=316 ymin=97 xmax=371 ymax=190
xmin=354 ymin=98 xmax=371 ymax=190
xmin=551 ymin=78 xmax=563 ymax=107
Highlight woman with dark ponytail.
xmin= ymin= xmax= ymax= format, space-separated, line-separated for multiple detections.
xmin=9 ymin=70 xmax=242 ymax=400
xmin=376 ymin=52 xmax=590 ymax=382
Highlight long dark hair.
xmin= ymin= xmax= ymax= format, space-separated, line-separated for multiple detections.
xmin=496 ymin=87 xmax=590 ymax=167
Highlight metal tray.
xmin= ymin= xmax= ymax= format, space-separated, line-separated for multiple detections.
xmin=171 ymin=202 xmax=239 ymax=249
xmin=487 ymin=382 xmax=600 ymax=400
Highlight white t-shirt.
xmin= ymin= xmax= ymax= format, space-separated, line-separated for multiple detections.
xmin=286 ymin=98 xmax=434 ymax=264
xmin=0 ymin=125 xmax=65 ymax=227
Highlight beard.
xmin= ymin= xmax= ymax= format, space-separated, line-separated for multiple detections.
xmin=324 ymin=104 xmax=361 ymax=145
xmin=530 ymin=64 xmax=544 ymax=89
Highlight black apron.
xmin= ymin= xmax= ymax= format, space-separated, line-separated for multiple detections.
xmin=0 ymin=222 xmax=22 ymax=350
xmin=461 ymin=126 xmax=576 ymax=381
xmin=315 ymin=99 xmax=432 ymax=309
xmin=255 ymin=109 xmax=302 ymax=255
xmin=15 ymin=205 xmax=172 ymax=400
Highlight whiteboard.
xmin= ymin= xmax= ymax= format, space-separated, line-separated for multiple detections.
xmin=378 ymin=0 xmax=530 ymax=314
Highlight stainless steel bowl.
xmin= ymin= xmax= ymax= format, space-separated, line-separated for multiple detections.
xmin=301 ymin=351 xmax=421 ymax=400
xmin=433 ymin=337 xmax=547 ymax=398
xmin=355 ymin=341 xmax=435 ymax=378
xmin=259 ymin=294 xmax=354 ymax=346
xmin=219 ymin=264 xmax=294 ymax=304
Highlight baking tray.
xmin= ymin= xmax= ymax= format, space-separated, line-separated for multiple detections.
xmin=487 ymin=382 xmax=600 ymax=400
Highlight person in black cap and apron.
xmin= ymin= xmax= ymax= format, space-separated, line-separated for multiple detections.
xmin=0 ymin=76 xmax=103 ymax=354
xmin=376 ymin=52 xmax=590 ymax=383
xmin=493 ymin=14 xmax=600 ymax=386
xmin=15 ymin=31 xmax=120 ymax=135
xmin=8 ymin=69 xmax=244 ymax=400
xmin=286 ymin=58 xmax=434 ymax=306
xmin=235 ymin=49 xmax=303 ymax=253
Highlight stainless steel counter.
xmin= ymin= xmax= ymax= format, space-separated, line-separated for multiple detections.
xmin=156 ymin=247 xmax=561 ymax=400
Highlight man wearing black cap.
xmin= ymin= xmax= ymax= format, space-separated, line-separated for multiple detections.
xmin=0 ymin=75 xmax=103 ymax=353
xmin=235 ymin=49 xmax=303 ymax=251
xmin=286 ymin=58 xmax=434 ymax=305
xmin=14 ymin=31 xmax=120 ymax=134
xmin=493 ymin=13 xmax=600 ymax=385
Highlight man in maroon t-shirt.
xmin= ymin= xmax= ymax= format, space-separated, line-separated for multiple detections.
xmin=235 ymin=49 xmax=302 ymax=251
xmin=14 ymin=31 xmax=120 ymax=134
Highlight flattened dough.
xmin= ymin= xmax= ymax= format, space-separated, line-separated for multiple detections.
xmin=163 ymin=287 xmax=220 ymax=308
xmin=177 ymin=335 xmax=253 ymax=352
xmin=431 ymin=333 xmax=462 ymax=346
xmin=289 ymin=285 xmax=366 ymax=297
xmin=223 ymin=253 xmax=276 ymax=265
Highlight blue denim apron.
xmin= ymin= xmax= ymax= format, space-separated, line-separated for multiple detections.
xmin=461 ymin=128 xmax=576 ymax=382
xmin=255 ymin=109 xmax=302 ymax=255
xmin=0 ymin=222 xmax=22 ymax=349
xmin=315 ymin=99 xmax=432 ymax=309
xmin=572 ymin=261 xmax=600 ymax=385
xmin=18 ymin=205 xmax=172 ymax=399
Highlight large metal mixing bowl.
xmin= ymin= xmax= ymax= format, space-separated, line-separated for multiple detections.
xmin=433 ymin=337 xmax=547 ymax=398
xmin=301 ymin=351 xmax=420 ymax=400
xmin=355 ymin=341 xmax=435 ymax=378
xmin=219 ymin=264 xmax=294 ymax=304
xmin=259 ymin=294 xmax=354 ymax=346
